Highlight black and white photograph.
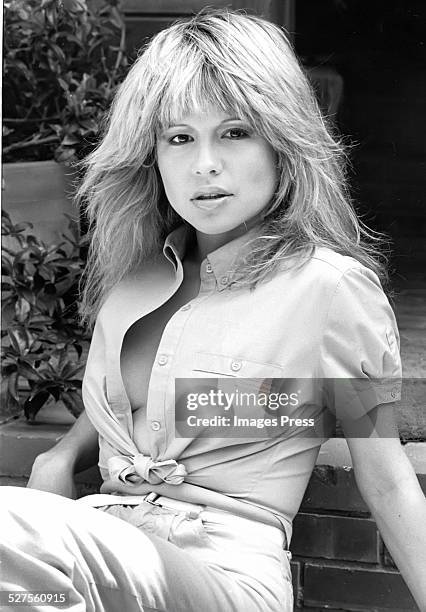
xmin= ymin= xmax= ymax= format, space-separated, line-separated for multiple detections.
xmin=1 ymin=1 xmax=425 ymax=611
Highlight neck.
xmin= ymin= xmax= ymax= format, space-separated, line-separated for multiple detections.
xmin=193 ymin=218 xmax=261 ymax=263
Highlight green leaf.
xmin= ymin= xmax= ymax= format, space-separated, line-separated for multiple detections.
xmin=28 ymin=314 xmax=54 ymax=326
xmin=60 ymin=361 xmax=85 ymax=379
xmin=13 ymin=222 xmax=33 ymax=233
xmin=15 ymin=297 xmax=31 ymax=321
xmin=8 ymin=326 xmax=33 ymax=355
xmin=18 ymin=360 xmax=44 ymax=380
xmin=1 ymin=257 xmax=13 ymax=276
xmin=18 ymin=288 xmax=37 ymax=306
xmin=61 ymin=134 xmax=80 ymax=145
xmin=24 ymin=389 xmax=50 ymax=421
xmin=61 ymin=389 xmax=83 ymax=418
xmin=67 ymin=378 xmax=83 ymax=389
xmin=62 ymin=0 xmax=87 ymax=13
xmin=37 ymin=264 xmax=56 ymax=282
xmin=73 ymin=342 xmax=83 ymax=358
xmin=7 ymin=371 xmax=20 ymax=402
xmin=50 ymin=43 xmax=66 ymax=63
xmin=6 ymin=391 xmax=22 ymax=413
xmin=55 ymin=147 xmax=77 ymax=163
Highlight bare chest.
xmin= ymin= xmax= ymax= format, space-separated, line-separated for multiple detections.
xmin=120 ymin=264 xmax=200 ymax=414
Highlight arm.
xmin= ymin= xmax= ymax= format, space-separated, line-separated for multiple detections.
xmin=344 ymin=404 xmax=426 ymax=610
xmin=27 ymin=410 xmax=99 ymax=499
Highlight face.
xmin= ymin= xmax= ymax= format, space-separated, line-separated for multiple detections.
xmin=156 ymin=105 xmax=278 ymax=248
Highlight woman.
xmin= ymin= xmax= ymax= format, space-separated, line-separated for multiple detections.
xmin=2 ymin=9 xmax=426 ymax=611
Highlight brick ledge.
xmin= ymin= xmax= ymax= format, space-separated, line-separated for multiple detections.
xmin=318 ymin=438 xmax=426 ymax=474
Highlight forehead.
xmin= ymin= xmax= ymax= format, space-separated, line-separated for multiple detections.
xmin=155 ymin=67 xmax=254 ymax=132
xmin=161 ymin=104 xmax=244 ymax=129
xmin=158 ymin=98 xmax=244 ymax=129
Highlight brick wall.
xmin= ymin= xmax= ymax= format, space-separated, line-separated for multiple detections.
xmin=290 ymin=465 xmax=423 ymax=611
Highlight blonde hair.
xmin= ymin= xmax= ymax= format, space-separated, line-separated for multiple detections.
xmin=78 ymin=8 xmax=388 ymax=327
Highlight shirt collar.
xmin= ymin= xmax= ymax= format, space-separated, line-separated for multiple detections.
xmin=163 ymin=224 xmax=190 ymax=268
xmin=163 ymin=223 xmax=261 ymax=290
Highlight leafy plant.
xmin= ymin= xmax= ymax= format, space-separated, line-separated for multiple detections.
xmin=3 ymin=0 xmax=128 ymax=164
xmin=1 ymin=210 xmax=89 ymax=421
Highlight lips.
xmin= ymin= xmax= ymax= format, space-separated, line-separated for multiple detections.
xmin=191 ymin=187 xmax=233 ymax=201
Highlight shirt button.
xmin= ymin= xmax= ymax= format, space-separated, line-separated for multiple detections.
xmin=181 ymin=304 xmax=191 ymax=311
xmin=206 ymin=263 xmax=213 ymax=273
xmin=151 ymin=421 xmax=161 ymax=431
xmin=158 ymin=355 xmax=168 ymax=366
xmin=391 ymin=388 xmax=398 ymax=399
xmin=231 ymin=360 xmax=242 ymax=372
xmin=220 ymin=276 xmax=228 ymax=285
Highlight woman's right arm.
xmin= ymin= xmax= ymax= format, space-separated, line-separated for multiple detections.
xmin=27 ymin=410 xmax=99 ymax=499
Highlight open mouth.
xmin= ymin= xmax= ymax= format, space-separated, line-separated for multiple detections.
xmin=196 ymin=194 xmax=229 ymax=200
xmin=191 ymin=188 xmax=233 ymax=209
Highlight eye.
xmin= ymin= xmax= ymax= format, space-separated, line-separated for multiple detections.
xmin=224 ymin=127 xmax=250 ymax=139
xmin=169 ymin=134 xmax=192 ymax=145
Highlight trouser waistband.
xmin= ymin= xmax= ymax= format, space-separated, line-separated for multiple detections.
xmin=78 ymin=493 xmax=287 ymax=548
xmin=143 ymin=492 xmax=204 ymax=519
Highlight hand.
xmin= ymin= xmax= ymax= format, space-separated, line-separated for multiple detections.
xmin=27 ymin=451 xmax=77 ymax=499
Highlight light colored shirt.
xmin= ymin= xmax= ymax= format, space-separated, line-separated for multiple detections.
xmin=82 ymin=225 xmax=401 ymax=542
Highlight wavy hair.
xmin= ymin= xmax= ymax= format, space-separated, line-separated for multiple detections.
xmin=77 ymin=8 xmax=388 ymax=327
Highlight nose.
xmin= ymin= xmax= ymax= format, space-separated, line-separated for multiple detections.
xmin=192 ymin=142 xmax=223 ymax=176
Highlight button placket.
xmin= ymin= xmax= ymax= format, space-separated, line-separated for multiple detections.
xmin=148 ymin=353 xmax=169 ymax=449
xmin=148 ymin=292 xmax=198 ymax=455
xmin=147 ymin=262 xmax=214 ymax=457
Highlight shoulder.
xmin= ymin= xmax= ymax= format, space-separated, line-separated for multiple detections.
xmin=304 ymin=247 xmax=392 ymax=322
xmin=310 ymin=246 xmax=370 ymax=278
xmin=272 ymin=246 xmax=381 ymax=297
xmin=311 ymin=247 xmax=385 ymax=295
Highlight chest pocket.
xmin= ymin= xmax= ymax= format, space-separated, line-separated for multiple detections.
xmin=192 ymin=352 xmax=284 ymax=378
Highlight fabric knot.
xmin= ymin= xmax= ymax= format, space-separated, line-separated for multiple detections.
xmin=108 ymin=453 xmax=187 ymax=485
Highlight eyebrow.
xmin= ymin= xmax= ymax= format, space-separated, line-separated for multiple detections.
xmin=164 ymin=117 xmax=244 ymax=129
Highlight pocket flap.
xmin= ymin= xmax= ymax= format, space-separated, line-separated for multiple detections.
xmin=193 ymin=352 xmax=283 ymax=378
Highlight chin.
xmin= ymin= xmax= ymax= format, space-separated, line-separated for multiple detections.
xmin=192 ymin=219 xmax=244 ymax=235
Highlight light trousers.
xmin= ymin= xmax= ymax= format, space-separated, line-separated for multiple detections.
xmin=0 ymin=487 xmax=293 ymax=611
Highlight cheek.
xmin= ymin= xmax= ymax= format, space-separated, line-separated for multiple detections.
xmin=247 ymin=152 xmax=278 ymax=195
xmin=157 ymin=159 xmax=181 ymax=197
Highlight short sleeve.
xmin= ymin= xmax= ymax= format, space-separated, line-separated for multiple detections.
xmin=319 ymin=266 xmax=402 ymax=419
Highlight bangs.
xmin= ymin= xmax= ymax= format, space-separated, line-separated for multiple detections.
xmin=155 ymin=54 xmax=257 ymax=131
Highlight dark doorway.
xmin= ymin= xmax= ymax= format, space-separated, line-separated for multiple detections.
xmin=296 ymin=0 xmax=426 ymax=280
